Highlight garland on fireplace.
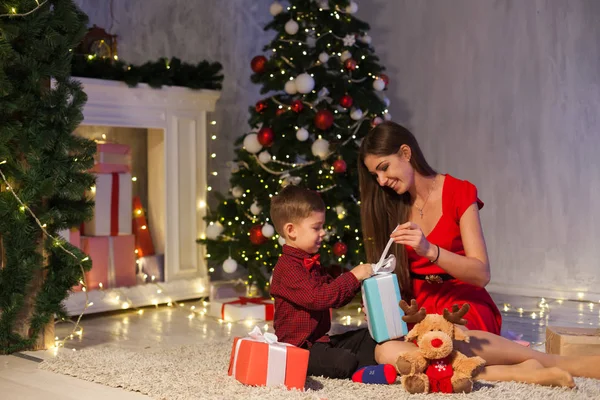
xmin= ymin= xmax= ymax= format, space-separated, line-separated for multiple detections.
xmin=71 ymin=54 xmax=224 ymax=90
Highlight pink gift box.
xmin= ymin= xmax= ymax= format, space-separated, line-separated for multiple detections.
xmin=57 ymin=228 xmax=80 ymax=249
xmin=79 ymin=235 xmax=137 ymax=290
xmin=84 ymin=172 xmax=132 ymax=236
xmin=91 ymin=143 xmax=131 ymax=174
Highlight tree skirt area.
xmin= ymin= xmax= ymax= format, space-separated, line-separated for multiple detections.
xmin=40 ymin=338 xmax=600 ymax=400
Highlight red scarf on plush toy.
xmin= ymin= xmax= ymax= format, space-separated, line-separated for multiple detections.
xmin=425 ymin=356 xmax=454 ymax=393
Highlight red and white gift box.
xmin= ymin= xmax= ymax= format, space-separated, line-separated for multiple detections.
xmin=210 ymin=297 xmax=274 ymax=322
xmin=91 ymin=143 xmax=131 ymax=174
xmin=76 ymin=235 xmax=137 ymax=291
xmin=228 ymin=326 xmax=309 ymax=390
xmin=57 ymin=228 xmax=81 ymax=249
xmin=84 ymin=172 xmax=132 ymax=236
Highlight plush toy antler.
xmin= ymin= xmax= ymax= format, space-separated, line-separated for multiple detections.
xmin=399 ymin=299 xmax=427 ymax=324
xmin=443 ymin=304 xmax=470 ymax=326
xmin=395 ymin=301 xmax=486 ymax=394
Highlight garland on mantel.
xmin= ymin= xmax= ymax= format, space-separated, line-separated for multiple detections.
xmin=71 ymin=54 xmax=224 ymax=90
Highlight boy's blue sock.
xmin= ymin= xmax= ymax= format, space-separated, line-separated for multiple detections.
xmin=351 ymin=364 xmax=397 ymax=384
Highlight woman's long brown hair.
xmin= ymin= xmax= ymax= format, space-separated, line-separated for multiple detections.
xmin=358 ymin=121 xmax=436 ymax=300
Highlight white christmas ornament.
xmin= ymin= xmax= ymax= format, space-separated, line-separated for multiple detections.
xmin=205 ymin=222 xmax=224 ymax=240
xmin=284 ymin=79 xmax=297 ymax=95
xmin=285 ymin=19 xmax=299 ymax=35
xmin=262 ymin=223 xmax=275 ymax=238
xmin=360 ymin=34 xmax=372 ymax=44
xmin=269 ymin=1 xmax=283 ymax=16
xmin=373 ymin=78 xmax=386 ymax=91
xmin=258 ymin=151 xmax=272 ymax=164
xmin=372 ymin=116 xmax=383 ymax=126
xmin=346 ymin=1 xmax=358 ymax=14
xmin=318 ymin=52 xmax=330 ymax=64
xmin=342 ymin=34 xmax=356 ymax=47
xmin=306 ymin=35 xmax=317 ymax=48
xmin=311 ymin=138 xmax=330 ymax=159
xmin=384 ymin=112 xmax=392 ymax=121
xmin=231 ymin=186 xmax=244 ymax=198
xmin=350 ymin=108 xmax=363 ymax=120
xmin=222 ymin=257 xmax=238 ymax=274
xmin=295 ymin=73 xmax=315 ymax=94
xmin=278 ymin=236 xmax=286 ymax=246
xmin=340 ymin=50 xmax=352 ymax=62
xmin=383 ymin=96 xmax=391 ymax=107
xmin=296 ymin=127 xmax=309 ymax=141
xmin=243 ymin=133 xmax=262 ymax=154
xmin=250 ymin=201 xmax=262 ymax=216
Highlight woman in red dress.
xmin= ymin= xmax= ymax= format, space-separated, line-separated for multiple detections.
xmin=358 ymin=121 xmax=600 ymax=386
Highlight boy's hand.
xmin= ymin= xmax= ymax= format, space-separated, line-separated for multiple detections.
xmin=351 ymin=263 xmax=374 ymax=281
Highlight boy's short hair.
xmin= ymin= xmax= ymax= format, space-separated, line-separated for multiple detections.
xmin=270 ymin=185 xmax=325 ymax=236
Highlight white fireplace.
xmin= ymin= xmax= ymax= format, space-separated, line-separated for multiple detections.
xmin=64 ymin=77 xmax=220 ymax=315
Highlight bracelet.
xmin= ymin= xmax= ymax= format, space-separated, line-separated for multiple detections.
xmin=431 ymin=244 xmax=440 ymax=263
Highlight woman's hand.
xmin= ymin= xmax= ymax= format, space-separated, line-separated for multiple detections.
xmin=390 ymin=222 xmax=437 ymax=260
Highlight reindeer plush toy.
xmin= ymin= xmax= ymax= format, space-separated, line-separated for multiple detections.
xmin=396 ymin=300 xmax=486 ymax=394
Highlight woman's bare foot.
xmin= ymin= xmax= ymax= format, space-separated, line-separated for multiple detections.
xmin=513 ymin=359 xmax=574 ymax=388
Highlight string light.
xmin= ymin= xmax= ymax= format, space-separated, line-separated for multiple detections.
xmin=0 ymin=160 xmax=92 ymax=350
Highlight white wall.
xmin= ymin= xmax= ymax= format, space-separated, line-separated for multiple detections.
xmin=357 ymin=0 xmax=600 ymax=300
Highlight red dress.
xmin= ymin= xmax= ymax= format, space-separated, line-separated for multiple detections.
xmin=407 ymin=175 xmax=502 ymax=334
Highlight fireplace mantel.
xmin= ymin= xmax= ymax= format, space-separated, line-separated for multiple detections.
xmin=64 ymin=77 xmax=220 ymax=315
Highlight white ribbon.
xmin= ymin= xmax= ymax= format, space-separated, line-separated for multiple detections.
xmin=372 ymin=237 xmax=396 ymax=275
xmin=232 ymin=326 xmax=290 ymax=387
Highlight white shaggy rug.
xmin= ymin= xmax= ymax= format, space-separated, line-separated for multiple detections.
xmin=40 ymin=338 xmax=600 ymax=400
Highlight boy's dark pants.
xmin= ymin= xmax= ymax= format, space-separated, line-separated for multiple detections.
xmin=306 ymin=328 xmax=377 ymax=379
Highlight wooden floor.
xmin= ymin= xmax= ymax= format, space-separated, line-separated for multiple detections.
xmin=1 ymin=292 xmax=598 ymax=399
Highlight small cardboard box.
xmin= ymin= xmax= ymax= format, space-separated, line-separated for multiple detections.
xmin=545 ymin=326 xmax=600 ymax=356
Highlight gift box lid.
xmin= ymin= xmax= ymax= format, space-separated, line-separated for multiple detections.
xmin=96 ymin=142 xmax=130 ymax=154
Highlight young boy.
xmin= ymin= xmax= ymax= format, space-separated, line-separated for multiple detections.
xmin=269 ymin=185 xmax=376 ymax=379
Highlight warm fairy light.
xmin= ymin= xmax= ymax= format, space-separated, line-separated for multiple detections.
xmin=122 ymin=302 xmax=130 ymax=309
xmin=141 ymin=225 xmax=147 ymax=230
xmin=90 ymin=186 xmax=96 ymax=193
xmin=136 ymin=209 xmax=142 ymax=215
xmin=131 ymin=176 xmax=137 ymax=182
xmin=138 ymin=310 xmax=144 ymax=315
xmin=578 ymin=292 xmax=585 ymax=299
xmin=113 ymin=55 xmax=118 ymax=60
xmin=211 ymin=120 xmax=217 ymax=125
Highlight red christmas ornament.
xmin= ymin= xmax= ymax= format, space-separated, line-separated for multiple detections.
xmin=276 ymin=108 xmax=286 ymax=116
xmin=314 ymin=109 xmax=334 ymax=130
xmin=251 ymin=55 xmax=267 ymax=74
xmin=344 ymin=58 xmax=357 ymax=71
xmin=332 ymin=242 xmax=348 ymax=257
xmin=380 ymin=73 xmax=389 ymax=86
xmin=339 ymin=94 xmax=353 ymax=109
xmin=257 ymin=127 xmax=274 ymax=147
xmin=291 ymin=100 xmax=304 ymax=113
xmin=249 ymin=225 xmax=268 ymax=245
xmin=255 ymin=100 xmax=268 ymax=114
xmin=333 ymin=159 xmax=347 ymax=173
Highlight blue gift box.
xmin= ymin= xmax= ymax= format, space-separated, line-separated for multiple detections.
xmin=361 ymin=273 xmax=408 ymax=343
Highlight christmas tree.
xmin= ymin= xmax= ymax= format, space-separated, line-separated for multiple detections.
xmin=202 ymin=0 xmax=390 ymax=293
xmin=0 ymin=0 xmax=94 ymax=353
